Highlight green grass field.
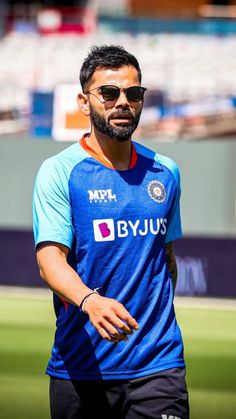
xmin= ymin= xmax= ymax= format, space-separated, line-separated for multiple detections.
xmin=0 ymin=291 xmax=235 ymax=419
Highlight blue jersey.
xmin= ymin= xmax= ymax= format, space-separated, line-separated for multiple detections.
xmin=33 ymin=137 xmax=185 ymax=380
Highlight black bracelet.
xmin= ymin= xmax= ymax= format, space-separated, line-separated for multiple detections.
xmin=79 ymin=291 xmax=98 ymax=312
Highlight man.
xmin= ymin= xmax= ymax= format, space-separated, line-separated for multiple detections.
xmin=33 ymin=45 xmax=189 ymax=419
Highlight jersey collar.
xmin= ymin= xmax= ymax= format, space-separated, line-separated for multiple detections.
xmin=79 ymin=134 xmax=137 ymax=170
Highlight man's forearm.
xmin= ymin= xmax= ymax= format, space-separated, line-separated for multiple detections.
xmin=36 ymin=243 xmax=139 ymax=343
xmin=37 ymin=243 xmax=92 ymax=306
xmin=165 ymin=242 xmax=178 ymax=290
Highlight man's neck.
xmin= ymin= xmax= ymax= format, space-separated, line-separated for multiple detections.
xmin=85 ymin=131 xmax=132 ymax=170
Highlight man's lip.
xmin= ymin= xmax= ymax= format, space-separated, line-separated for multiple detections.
xmin=111 ymin=117 xmax=132 ymax=122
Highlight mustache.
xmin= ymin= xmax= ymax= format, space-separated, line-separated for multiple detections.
xmin=108 ymin=110 xmax=134 ymax=122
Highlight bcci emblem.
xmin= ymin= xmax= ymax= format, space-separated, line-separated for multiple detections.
xmin=147 ymin=180 xmax=166 ymax=203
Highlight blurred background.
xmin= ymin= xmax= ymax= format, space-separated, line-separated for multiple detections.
xmin=0 ymin=0 xmax=235 ymax=418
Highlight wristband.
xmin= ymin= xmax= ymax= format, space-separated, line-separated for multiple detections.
xmin=80 ymin=290 xmax=99 ymax=312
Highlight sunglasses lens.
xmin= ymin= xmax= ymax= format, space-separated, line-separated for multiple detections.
xmin=101 ymin=86 xmax=120 ymax=101
xmin=127 ymin=87 xmax=145 ymax=101
xmin=99 ymin=86 xmax=146 ymax=102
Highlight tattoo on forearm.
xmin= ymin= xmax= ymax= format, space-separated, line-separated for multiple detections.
xmin=165 ymin=242 xmax=178 ymax=289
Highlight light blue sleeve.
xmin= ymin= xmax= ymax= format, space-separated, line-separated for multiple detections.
xmin=157 ymin=155 xmax=182 ymax=243
xmin=32 ymin=157 xmax=74 ymax=249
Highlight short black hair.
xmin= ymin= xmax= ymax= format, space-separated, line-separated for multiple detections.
xmin=80 ymin=45 xmax=142 ymax=92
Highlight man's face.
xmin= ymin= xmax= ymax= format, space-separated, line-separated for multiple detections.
xmin=86 ymin=66 xmax=144 ymax=142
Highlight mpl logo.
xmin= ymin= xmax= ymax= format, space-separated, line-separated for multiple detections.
xmin=93 ymin=219 xmax=115 ymax=242
xmin=88 ymin=189 xmax=117 ymax=203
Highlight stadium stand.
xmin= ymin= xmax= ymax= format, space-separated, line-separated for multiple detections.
xmin=1 ymin=30 xmax=236 ymax=137
xmin=1 ymin=31 xmax=236 ymax=99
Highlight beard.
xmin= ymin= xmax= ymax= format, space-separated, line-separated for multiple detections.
xmin=90 ymin=106 xmax=142 ymax=142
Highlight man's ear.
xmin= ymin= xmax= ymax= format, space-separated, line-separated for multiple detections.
xmin=77 ymin=92 xmax=90 ymax=116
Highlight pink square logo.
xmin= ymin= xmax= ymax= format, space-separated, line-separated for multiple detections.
xmin=93 ymin=219 xmax=115 ymax=242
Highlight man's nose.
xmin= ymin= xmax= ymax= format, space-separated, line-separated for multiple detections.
xmin=115 ymin=91 xmax=129 ymax=108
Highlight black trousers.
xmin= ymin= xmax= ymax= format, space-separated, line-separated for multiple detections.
xmin=49 ymin=367 xmax=189 ymax=419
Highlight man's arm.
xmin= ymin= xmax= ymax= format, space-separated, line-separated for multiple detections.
xmin=165 ymin=241 xmax=178 ymax=290
xmin=36 ymin=243 xmax=139 ymax=342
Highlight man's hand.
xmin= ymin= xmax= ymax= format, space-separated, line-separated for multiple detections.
xmin=83 ymin=293 xmax=139 ymax=343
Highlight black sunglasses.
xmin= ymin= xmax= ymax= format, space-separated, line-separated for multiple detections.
xmin=85 ymin=85 xmax=147 ymax=103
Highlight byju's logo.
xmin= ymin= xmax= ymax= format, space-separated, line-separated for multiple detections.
xmin=93 ymin=218 xmax=167 ymax=242
xmin=88 ymin=189 xmax=117 ymax=203
xmin=161 ymin=415 xmax=182 ymax=419
xmin=93 ymin=219 xmax=115 ymax=242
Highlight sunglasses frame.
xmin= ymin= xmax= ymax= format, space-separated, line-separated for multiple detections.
xmin=85 ymin=85 xmax=147 ymax=103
